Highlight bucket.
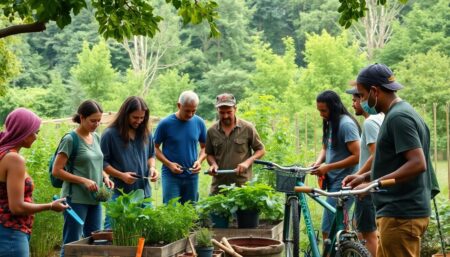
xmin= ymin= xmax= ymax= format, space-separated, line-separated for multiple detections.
xmin=227 ymin=237 xmax=284 ymax=257
xmin=210 ymin=213 xmax=229 ymax=228
xmin=236 ymin=209 xmax=259 ymax=228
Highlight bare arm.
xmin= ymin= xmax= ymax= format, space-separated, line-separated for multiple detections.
xmin=235 ymin=148 xmax=266 ymax=174
xmin=313 ymin=145 xmax=326 ymax=166
xmin=7 ymin=154 xmax=66 ymax=215
xmin=313 ymin=140 xmax=360 ymax=176
xmin=52 ymin=153 xmax=98 ymax=192
xmin=148 ymin=157 xmax=158 ymax=181
xmin=378 ymin=148 xmax=426 ymax=183
xmin=191 ymin=143 xmax=207 ymax=173
xmin=355 ymin=143 xmax=376 ymax=175
xmin=155 ymin=143 xmax=182 ymax=174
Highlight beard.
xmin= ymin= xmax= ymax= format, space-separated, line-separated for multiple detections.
xmin=221 ymin=118 xmax=232 ymax=126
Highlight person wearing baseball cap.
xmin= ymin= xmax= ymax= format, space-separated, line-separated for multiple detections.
xmin=205 ymin=93 xmax=265 ymax=194
xmin=343 ymin=81 xmax=384 ymax=257
xmin=344 ymin=64 xmax=440 ymax=257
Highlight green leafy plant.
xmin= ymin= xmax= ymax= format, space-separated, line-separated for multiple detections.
xmin=421 ymin=196 xmax=450 ymax=257
xmin=106 ymin=190 xmax=198 ymax=246
xmin=220 ymin=182 xmax=284 ymax=221
xmin=196 ymin=194 xmax=233 ymax=219
xmin=195 ymin=228 xmax=214 ymax=248
xmin=93 ymin=186 xmax=113 ymax=202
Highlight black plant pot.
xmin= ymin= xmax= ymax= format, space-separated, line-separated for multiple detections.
xmin=195 ymin=246 xmax=214 ymax=257
xmin=236 ymin=209 xmax=260 ymax=228
xmin=210 ymin=213 xmax=229 ymax=228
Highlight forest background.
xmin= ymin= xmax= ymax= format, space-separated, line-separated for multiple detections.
xmin=0 ymin=0 xmax=449 ymax=256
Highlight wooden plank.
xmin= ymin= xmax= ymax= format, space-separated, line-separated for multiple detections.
xmin=64 ymin=236 xmax=191 ymax=257
xmin=211 ymin=220 xmax=283 ymax=242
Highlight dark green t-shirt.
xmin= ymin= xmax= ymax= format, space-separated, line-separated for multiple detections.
xmin=371 ymin=101 xmax=439 ymax=218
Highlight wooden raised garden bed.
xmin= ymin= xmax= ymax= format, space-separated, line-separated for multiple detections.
xmin=212 ymin=220 xmax=283 ymax=241
xmin=64 ymin=236 xmax=193 ymax=257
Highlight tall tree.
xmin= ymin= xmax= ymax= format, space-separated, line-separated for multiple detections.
xmin=122 ymin=1 xmax=185 ymax=96
xmin=71 ymin=40 xmax=119 ymax=102
xmin=250 ymin=36 xmax=298 ymax=99
xmin=351 ymin=0 xmax=405 ymax=60
xmin=0 ymin=36 xmax=19 ymax=95
xmin=375 ymin=0 xmax=450 ymax=66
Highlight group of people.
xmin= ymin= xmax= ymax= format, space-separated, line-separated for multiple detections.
xmin=0 ymin=90 xmax=264 ymax=257
xmin=0 ymin=63 xmax=439 ymax=257
xmin=312 ymin=63 xmax=439 ymax=257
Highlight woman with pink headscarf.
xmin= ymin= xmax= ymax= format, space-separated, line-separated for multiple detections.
xmin=0 ymin=108 xmax=67 ymax=257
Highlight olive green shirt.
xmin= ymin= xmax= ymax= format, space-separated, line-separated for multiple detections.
xmin=58 ymin=132 xmax=103 ymax=205
xmin=205 ymin=118 xmax=264 ymax=193
xmin=371 ymin=101 xmax=439 ymax=218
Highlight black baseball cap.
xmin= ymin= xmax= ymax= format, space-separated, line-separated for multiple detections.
xmin=357 ymin=63 xmax=403 ymax=90
xmin=345 ymin=80 xmax=359 ymax=95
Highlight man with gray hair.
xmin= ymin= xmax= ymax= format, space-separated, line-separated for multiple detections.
xmin=154 ymin=91 xmax=207 ymax=204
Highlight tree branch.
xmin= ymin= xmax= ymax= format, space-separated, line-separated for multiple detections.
xmin=0 ymin=22 xmax=46 ymax=38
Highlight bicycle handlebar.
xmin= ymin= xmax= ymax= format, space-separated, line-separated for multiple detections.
xmin=254 ymin=159 xmax=316 ymax=173
xmin=294 ymin=179 xmax=396 ymax=197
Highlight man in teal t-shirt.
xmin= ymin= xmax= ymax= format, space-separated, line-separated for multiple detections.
xmin=345 ymin=63 xmax=439 ymax=257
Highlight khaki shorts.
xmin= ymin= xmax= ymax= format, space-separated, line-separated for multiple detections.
xmin=376 ymin=216 xmax=429 ymax=257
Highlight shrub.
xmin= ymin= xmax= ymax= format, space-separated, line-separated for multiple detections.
xmin=195 ymin=228 xmax=213 ymax=248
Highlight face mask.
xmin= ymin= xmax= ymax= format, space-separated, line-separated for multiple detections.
xmin=361 ymin=90 xmax=378 ymax=115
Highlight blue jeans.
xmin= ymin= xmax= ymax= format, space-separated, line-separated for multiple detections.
xmin=0 ymin=224 xmax=30 ymax=257
xmin=321 ymin=187 xmax=354 ymax=233
xmin=162 ymin=172 xmax=198 ymax=204
xmin=60 ymin=198 xmax=102 ymax=257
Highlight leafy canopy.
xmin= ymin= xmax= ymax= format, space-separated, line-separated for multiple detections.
xmin=0 ymin=0 xmax=220 ymax=40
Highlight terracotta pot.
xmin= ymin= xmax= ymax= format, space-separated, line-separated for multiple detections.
xmin=432 ymin=253 xmax=450 ymax=257
xmin=91 ymin=229 xmax=113 ymax=241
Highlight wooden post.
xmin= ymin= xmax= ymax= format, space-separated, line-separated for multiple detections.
xmin=304 ymin=113 xmax=308 ymax=160
xmin=446 ymin=102 xmax=450 ymax=200
xmin=433 ymin=103 xmax=438 ymax=175
xmin=295 ymin=114 xmax=300 ymax=154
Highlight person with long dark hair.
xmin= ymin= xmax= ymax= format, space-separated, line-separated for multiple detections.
xmin=0 ymin=108 xmax=67 ymax=257
xmin=312 ymin=90 xmax=360 ymax=242
xmin=101 ymin=96 xmax=158 ymax=228
xmin=52 ymin=100 xmax=113 ymax=257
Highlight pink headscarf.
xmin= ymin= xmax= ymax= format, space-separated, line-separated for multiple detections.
xmin=0 ymin=108 xmax=41 ymax=153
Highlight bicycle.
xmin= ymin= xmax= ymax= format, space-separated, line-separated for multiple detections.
xmin=254 ymin=160 xmax=394 ymax=257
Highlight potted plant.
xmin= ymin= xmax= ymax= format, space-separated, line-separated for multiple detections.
xmin=221 ymin=182 xmax=283 ymax=228
xmin=195 ymin=228 xmax=214 ymax=257
xmin=196 ymin=194 xmax=233 ymax=228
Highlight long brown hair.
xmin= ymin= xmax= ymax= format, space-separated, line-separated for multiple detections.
xmin=109 ymin=96 xmax=150 ymax=144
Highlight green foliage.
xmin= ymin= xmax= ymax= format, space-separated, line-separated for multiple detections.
xmin=220 ymin=182 xmax=284 ymax=221
xmin=196 ymin=193 xmax=233 ymax=219
xmin=337 ymin=0 xmax=408 ymax=28
xmin=1 ymin=0 xmax=220 ymax=40
xmin=290 ymin=31 xmax=365 ymax=107
xmin=396 ymin=50 xmax=450 ymax=150
xmin=195 ymin=228 xmax=214 ymax=248
xmin=376 ymin=0 xmax=450 ymax=66
xmin=0 ymin=36 xmax=20 ymax=95
xmin=106 ymin=189 xmax=197 ymax=246
xmin=421 ymin=196 xmax=450 ymax=257
xmin=250 ymin=36 xmax=299 ymax=99
xmin=147 ymin=69 xmax=195 ymax=116
xmin=195 ymin=60 xmax=250 ymax=119
xmin=71 ymin=40 xmax=119 ymax=102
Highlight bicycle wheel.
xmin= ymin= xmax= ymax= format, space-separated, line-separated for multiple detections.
xmin=285 ymin=197 xmax=300 ymax=257
xmin=336 ymin=241 xmax=371 ymax=257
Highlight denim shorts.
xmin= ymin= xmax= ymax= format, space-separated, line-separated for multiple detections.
xmin=353 ymin=194 xmax=377 ymax=232
xmin=0 ymin=224 xmax=30 ymax=257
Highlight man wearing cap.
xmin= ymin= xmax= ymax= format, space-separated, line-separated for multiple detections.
xmin=205 ymin=93 xmax=265 ymax=194
xmin=343 ymin=83 xmax=384 ymax=257
xmin=154 ymin=90 xmax=207 ymax=204
xmin=344 ymin=64 xmax=439 ymax=257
